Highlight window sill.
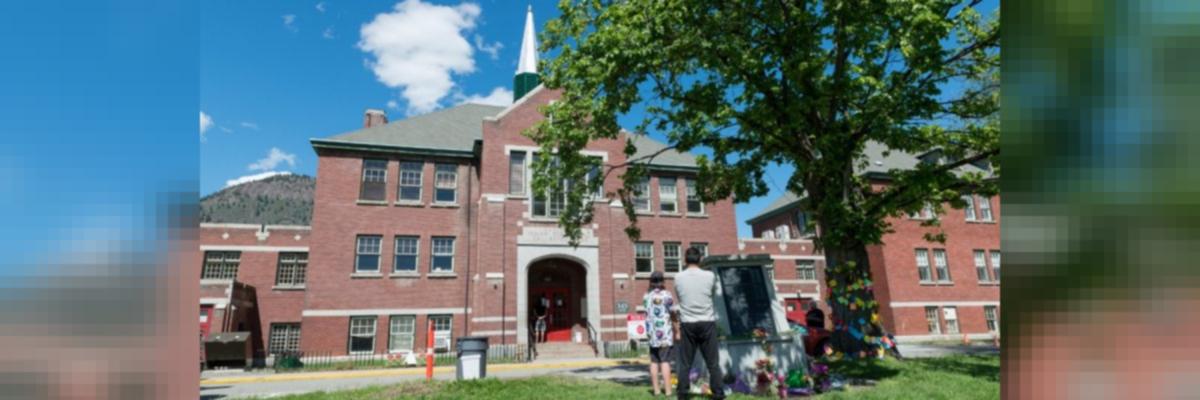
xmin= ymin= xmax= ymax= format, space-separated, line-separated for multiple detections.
xmin=272 ymin=285 xmax=306 ymax=291
xmin=431 ymin=203 xmax=460 ymax=208
xmin=965 ymin=220 xmax=996 ymax=224
xmin=390 ymin=272 xmax=420 ymax=278
xmin=200 ymin=278 xmax=234 ymax=285
xmin=506 ymin=195 xmax=528 ymax=200
xmin=635 ymin=211 xmax=654 ymax=216
xmin=685 ymin=213 xmax=708 ymax=218
xmin=428 ymin=272 xmax=457 ymax=279
xmin=634 ymin=272 xmax=653 ymax=279
xmin=658 ymin=212 xmax=682 ymax=218
xmin=977 ymin=281 xmax=1000 ymax=286
xmin=527 ymin=217 xmax=560 ymax=223
xmin=351 ymin=272 xmax=383 ymax=279
xmin=357 ymin=200 xmax=389 ymax=206
xmin=393 ymin=201 xmax=424 ymax=208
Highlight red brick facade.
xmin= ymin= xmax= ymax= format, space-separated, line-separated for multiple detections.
xmin=746 ymin=193 xmax=1001 ymax=342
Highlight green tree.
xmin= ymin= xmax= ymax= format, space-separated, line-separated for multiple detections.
xmin=529 ymin=0 xmax=998 ymax=354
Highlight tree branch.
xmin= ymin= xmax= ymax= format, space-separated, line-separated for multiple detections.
xmin=865 ymin=148 xmax=999 ymax=216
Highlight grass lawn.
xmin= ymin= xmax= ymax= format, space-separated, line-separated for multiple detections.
xmin=253 ymin=354 xmax=998 ymax=399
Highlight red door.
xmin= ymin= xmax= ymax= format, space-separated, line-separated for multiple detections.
xmin=533 ymin=288 xmax=573 ymax=342
xmin=200 ymin=305 xmax=213 ymax=339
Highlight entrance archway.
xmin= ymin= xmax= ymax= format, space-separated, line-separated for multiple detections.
xmin=528 ymin=258 xmax=587 ymax=342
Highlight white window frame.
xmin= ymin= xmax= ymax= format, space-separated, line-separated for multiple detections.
xmin=434 ymin=164 xmax=458 ymax=204
xmin=978 ymin=196 xmax=993 ymax=221
xmin=268 ymin=323 xmax=301 ymax=354
xmin=508 ymin=151 xmax=527 ymax=196
xmin=984 ymin=306 xmax=998 ymax=333
xmin=398 ymin=161 xmax=423 ymax=202
xmin=974 ymin=250 xmax=990 ymax=283
xmin=360 ymin=159 xmax=388 ymax=201
xmin=429 ymin=315 xmax=453 ymax=352
xmin=348 ymin=316 xmax=377 ymax=355
xmin=275 ymin=252 xmax=308 ymax=287
xmin=685 ymin=178 xmax=704 ymax=215
xmin=633 ymin=177 xmax=651 ymax=213
xmin=355 ymin=235 xmax=382 ymax=273
xmin=658 ymin=177 xmax=678 ymax=214
xmin=963 ymin=195 xmax=977 ymax=221
xmin=393 ymin=236 xmax=419 ymax=273
xmin=388 ymin=315 xmax=416 ymax=353
xmin=202 ymin=251 xmax=240 ymax=280
xmin=933 ymin=249 xmax=952 ymax=283
xmin=775 ymin=225 xmax=791 ymax=240
xmin=690 ymin=242 xmax=708 ymax=259
xmin=925 ymin=306 xmax=941 ymax=334
xmin=431 ymin=237 xmax=455 ymax=273
xmin=663 ymin=242 xmax=682 ymax=273
xmin=915 ymin=249 xmax=932 ymax=283
xmin=634 ymin=242 xmax=654 ymax=273
xmin=990 ymin=250 xmax=1000 ymax=281
xmin=796 ymin=260 xmax=817 ymax=281
xmin=943 ymin=306 xmax=960 ymax=334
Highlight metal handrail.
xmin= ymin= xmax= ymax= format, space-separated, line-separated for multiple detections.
xmin=527 ymin=322 xmax=538 ymax=360
xmin=584 ymin=320 xmax=600 ymax=357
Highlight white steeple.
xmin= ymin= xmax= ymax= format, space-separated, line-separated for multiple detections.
xmin=516 ymin=5 xmax=538 ymax=75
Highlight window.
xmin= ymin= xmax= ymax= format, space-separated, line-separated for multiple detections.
xmin=915 ymin=249 xmax=932 ymax=283
xmin=963 ymin=195 xmax=977 ymax=221
xmin=775 ymin=225 xmax=791 ymax=240
xmin=586 ymin=157 xmax=604 ymax=200
xmin=508 ymin=151 xmax=526 ymax=196
xmin=360 ymin=159 xmax=388 ymax=201
xmin=933 ymin=249 xmax=952 ymax=282
xmin=633 ymin=177 xmax=651 ymax=212
xmin=398 ymin=161 xmax=422 ymax=202
xmin=690 ymin=242 xmax=708 ymax=259
xmin=348 ymin=317 xmax=376 ymax=354
xmin=394 ymin=236 xmax=418 ymax=272
xmin=925 ymin=306 xmax=941 ymax=334
xmin=761 ymin=230 xmax=775 ymax=239
xmin=943 ymin=307 xmax=960 ymax=334
xmin=275 ymin=252 xmax=308 ymax=287
xmin=663 ymin=242 xmax=682 ymax=273
xmin=910 ymin=203 xmax=935 ymax=220
xmin=658 ymin=177 xmax=678 ymax=213
xmin=984 ymin=306 xmax=998 ymax=333
xmin=978 ymin=196 xmax=993 ymax=221
xmin=356 ymin=235 xmax=382 ymax=273
xmin=635 ymin=242 xmax=654 ymax=273
xmin=531 ymin=154 xmax=567 ymax=217
xmin=796 ymin=260 xmax=817 ymax=280
xmin=431 ymin=237 xmax=455 ymax=273
xmin=990 ymin=251 xmax=1000 ymax=281
xmin=268 ymin=323 xmax=301 ymax=354
xmin=388 ymin=315 xmax=416 ymax=353
xmin=434 ymin=164 xmax=458 ymax=203
xmin=202 ymin=251 xmax=240 ymax=280
xmin=685 ymin=178 xmax=703 ymax=214
xmin=795 ymin=212 xmax=811 ymax=236
xmin=429 ymin=315 xmax=453 ymax=352
xmin=974 ymin=250 xmax=990 ymax=283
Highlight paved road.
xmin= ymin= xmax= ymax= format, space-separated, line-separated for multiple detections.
xmin=899 ymin=342 xmax=1000 ymax=359
xmin=200 ymin=359 xmax=652 ymax=399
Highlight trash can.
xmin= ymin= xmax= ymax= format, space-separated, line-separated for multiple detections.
xmin=455 ymin=336 xmax=489 ymax=380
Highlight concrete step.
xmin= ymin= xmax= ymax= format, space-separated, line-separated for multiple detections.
xmin=532 ymin=342 xmax=597 ymax=359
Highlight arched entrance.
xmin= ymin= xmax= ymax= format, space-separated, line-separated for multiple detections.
xmin=528 ymin=258 xmax=587 ymax=342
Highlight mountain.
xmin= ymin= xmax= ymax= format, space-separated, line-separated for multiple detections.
xmin=201 ymin=174 xmax=315 ymax=226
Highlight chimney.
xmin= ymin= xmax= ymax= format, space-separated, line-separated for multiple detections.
xmin=363 ymin=108 xmax=388 ymax=128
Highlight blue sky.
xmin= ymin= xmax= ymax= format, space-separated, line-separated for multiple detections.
xmin=201 ymin=0 xmax=995 ymax=238
xmin=201 ymin=0 xmax=792 ymax=237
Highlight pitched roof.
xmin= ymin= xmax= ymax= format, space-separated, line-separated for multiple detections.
xmin=310 ymin=103 xmax=506 ymax=156
xmin=628 ymin=133 xmax=698 ymax=170
xmin=745 ymin=141 xmax=994 ymax=224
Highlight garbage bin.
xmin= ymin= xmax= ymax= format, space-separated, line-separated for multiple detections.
xmin=455 ymin=336 xmax=489 ymax=380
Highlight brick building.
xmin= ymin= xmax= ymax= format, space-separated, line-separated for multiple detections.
xmin=745 ymin=142 xmax=1000 ymax=342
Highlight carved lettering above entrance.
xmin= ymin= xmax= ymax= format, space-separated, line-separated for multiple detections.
xmin=517 ymin=226 xmax=598 ymax=247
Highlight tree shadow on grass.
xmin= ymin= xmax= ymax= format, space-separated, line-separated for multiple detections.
xmin=907 ymin=355 xmax=1000 ymax=382
xmin=824 ymin=358 xmax=903 ymax=381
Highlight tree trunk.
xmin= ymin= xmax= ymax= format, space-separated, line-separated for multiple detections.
xmin=824 ymin=242 xmax=890 ymax=357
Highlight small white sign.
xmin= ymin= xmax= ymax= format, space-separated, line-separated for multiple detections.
xmin=626 ymin=313 xmax=647 ymax=340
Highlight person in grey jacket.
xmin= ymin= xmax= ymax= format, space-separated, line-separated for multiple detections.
xmin=673 ymin=247 xmax=723 ymax=399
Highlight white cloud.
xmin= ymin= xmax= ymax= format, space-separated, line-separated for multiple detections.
xmin=248 ymin=147 xmax=297 ymax=172
xmin=315 ymin=2 xmax=326 ymax=12
xmin=456 ymin=86 xmax=512 ymax=107
xmin=240 ymin=121 xmax=260 ymax=130
xmin=200 ymin=111 xmax=213 ymax=142
xmin=219 ymin=126 xmax=233 ymax=133
xmin=225 ymin=171 xmax=292 ymax=188
xmin=474 ymin=35 xmax=503 ymax=60
xmin=323 ymin=27 xmax=335 ymax=39
xmin=386 ymin=100 xmax=400 ymax=110
xmin=358 ymin=0 xmax=481 ymax=115
xmin=282 ymin=14 xmax=297 ymax=32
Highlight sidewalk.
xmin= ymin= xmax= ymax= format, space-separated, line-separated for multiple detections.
xmin=200 ymin=357 xmax=648 ymax=385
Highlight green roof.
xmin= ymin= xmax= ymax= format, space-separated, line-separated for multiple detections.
xmin=745 ymin=141 xmax=993 ymax=224
xmin=311 ymin=103 xmax=699 ymax=170
xmin=311 ymin=103 xmax=506 ymax=156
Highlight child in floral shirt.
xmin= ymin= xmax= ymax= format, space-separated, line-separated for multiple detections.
xmin=644 ymin=271 xmax=679 ymax=397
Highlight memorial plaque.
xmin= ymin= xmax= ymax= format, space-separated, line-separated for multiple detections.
xmin=615 ymin=301 xmax=629 ymax=313
xmin=717 ymin=265 xmax=777 ymax=338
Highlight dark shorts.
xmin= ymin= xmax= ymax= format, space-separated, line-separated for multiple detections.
xmin=649 ymin=345 xmax=674 ymax=363
xmin=535 ymin=319 xmax=546 ymax=332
